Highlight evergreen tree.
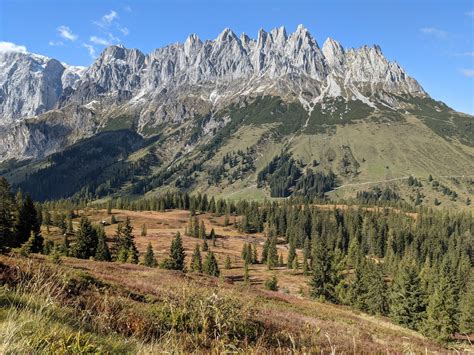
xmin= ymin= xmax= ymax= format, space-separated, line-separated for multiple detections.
xmin=459 ymin=275 xmax=474 ymax=334
xmin=287 ymin=240 xmax=296 ymax=269
xmin=265 ymin=275 xmax=279 ymax=291
xmin=141 ymin=224 xmax=147 ymax=237
xmin=190 ymin=244 xmax=203 ymax=272
xmin=252 ymin=243 xmax=258 ymax=264
xmin=168 ymin=232 xmax=186 ymax=271
xmin=14 ymin=194 xmax=41 ymax=248
xmin=72 ymin=217 xmax=98 ymax=259
xmin=210 ymin=228 xmax=216 ymax=246
xmin=202 ymin=239 xmax=209 ymax=251
xmin=95 ymin=226 xmax=111 ymax=261
xmin=199 ymin=220 xmax=206 ymax=239
xmin=389 ymin=258 xmax=426 ymax=330
xmin=302 ymin=236 xmax=311 ymax=275
xmin=203 ymin=251 xmax=220 ymax=277
xmin=267 ymin=237 xmax=278 ymax=270
xmin=309 ymin=236 xmax=336 ymax=302
xmin=143 ymin=242 xmax=157 ymax=267
xmin=423 ymin=262 xmax=459 ymax=341
xmin=0 ymin=177 xmax=15 ymax=250
xmin=292 ymin=255 xmax=299 ymax=271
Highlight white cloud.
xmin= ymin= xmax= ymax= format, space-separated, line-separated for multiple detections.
xmin=83 ymin=43 xmax=97 ymax=58
xmin=90 ymin=36 xmax=111 ymax=46
xmin=48 ymin=40 xmax=63 ymax=46
xmin=0 ymin=41 xmax=28 ymax=53
xmin=119 ymin=27 xmax=129 ymax=36
xmin=420 ymin=27 xmax=448 ymax=39
xmin=461 ymin=52 xmax=474 ymax=57
xmin=466 ymin=11 xmax=474 ymax=17
xmin=95 ymin=10 xmax=118 ymax=28
xmin=460 ymin=69 xmax=474 ymax=77
xmin=58 ymin=25 xmax=78 ymax=41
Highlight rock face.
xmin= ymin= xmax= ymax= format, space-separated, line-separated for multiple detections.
xmin=0 ymin=25 xmax=428 ymax=161
xmin=0 ymin=51 xmax=85 ymax=125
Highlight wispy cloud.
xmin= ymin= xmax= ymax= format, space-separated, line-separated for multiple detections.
xmin=460 ymin=69 xmax=474 ymax=77
xmin=95 ymin=10 xmax=118 ymax=28
xmin=119 ymin=27 xmax=129 ymax=36
xmin=420 ymin=27 xmax=448 ymax=39
xmin=465 ymin=10 xmax=474 ymax=17
xmin=459 ymin=52 xmax=474 ymax=57
xmin=90 ymin=36 xmax=111 ymax=46
xmin=48 ymin=40 xmax=63 ymax=46
xmin=124 ymin=5 xmax=132 ymax=12
xmin=58 ymin=25 xmax=78 ymax=41
xmin=83 ymin=43 xmax=96 ymax=58
xmin=0 ymin=41 xmax=28 ymax=53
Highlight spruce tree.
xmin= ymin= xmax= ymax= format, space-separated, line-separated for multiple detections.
xmin=459 ymin=275 xmax=474 ymax=334
xmin=14 ymin=194 xmax=41 ymax=248
xmin=169 ymin=232 xmax=186 ymax=271
xmin=389 ymin=258 xmax=426 ymax=330
xmin=199 ymin=220 xmax=206 ymax=239
xmin=203 ymin=251 xmax=220 ymax=277
xmin=267 ymin=237 xmax=278 ymax=270
xmin=190 ymin=244 xmax=203 ymax=272
xmin=309 ymin=236 xmax=336 ymax=302
xmin=143 ymin=242 xmax=157 ymax=267
xmin=423 ymin=262 xmax=459 ymax=341
xmin=72 ymin=217 xmax=98 ymax=259
xmin=210 ymin=228 xmax=216 ymax=246
xmin=0 ymin=177 xmax=15 ymax=250
xmin=95 ymin=226 xmax=111 ymax=261
xmin=141 ymin=224 xmax=147 ymax=237
xmin=252 ymin=244 xmax=258 ymax=264
xmin=287 ymin=240 xmax=296 ymax=269
xmin=202 ymin=239 xmax=209 ymax=251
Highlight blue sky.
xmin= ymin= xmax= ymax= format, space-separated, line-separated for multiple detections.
xmin=1 ymin=0 xmax=473 ymax=114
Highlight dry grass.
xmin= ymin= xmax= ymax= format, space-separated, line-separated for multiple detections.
xmin=2 ymin=253 xmax=468 ymax=353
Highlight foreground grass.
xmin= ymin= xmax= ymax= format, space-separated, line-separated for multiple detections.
xmin=0 ymin=254 xmax=470 ymax=353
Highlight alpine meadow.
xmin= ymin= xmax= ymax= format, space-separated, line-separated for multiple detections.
xmin=0 ymin=0 xmax=473 ymax=353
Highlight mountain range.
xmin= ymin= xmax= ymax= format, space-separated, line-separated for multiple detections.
xmin=0 ymin=25 xmax=472 ymax=206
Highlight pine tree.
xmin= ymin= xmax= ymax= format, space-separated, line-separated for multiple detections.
xmin=302 ymin=236 xmax=311 ymax=275
xmin=287 ymin=240 xmax=296 ymax=269
xmin=459 ymin=275 xmax=474 ymax=334
xmin=265 ymin=275 xmax=279 ymax=291
xmin=120 ymin=217 xmax=139 ymax=264
xmin=267 ymin=237 xmax=278 ymax=270
xmin=20 ymin=231 xmax=43 ymax=255
xmin=168 ymin=232 xmax=186 ymax=271
xmin=14 ymin=194 xmax=41 ymax=248
xmin=202 ymin=239 xmax=209 ymax=251
xmin=190 ymin=244 xmax=203 ymax=272
xmin=72 ymin=217 xmax=98 ymax=259
xmin=95 ymin=226 xmax=111 ymax=261
xmin=67 ymin=218 xmax=74 ymax=234
xmin=143 ymin=242 xmax=157 ymax=267
xmin=141 ymin=224 xmax=147 ymax=237
xmin=423 ymin=262 xmax=459 ymax=341
xmin=389 ymin=258 xmax=426 ymax=330
xmin=203 ymin=251 xmax=220 ymax=277
xmin=252 ymin=244 xmax=258 ymax=264
xmin=210 ymin=228 xmax=216 ymax=246
xmin=0 ymin=177 xmax=15 ymax=250
xmin=292 ymin=255 xmax=299 ymax=271
xmin=199 ymin=220 xmax=206 ymax=239
xmin=309 ymin=236 xmax=336 ymax=302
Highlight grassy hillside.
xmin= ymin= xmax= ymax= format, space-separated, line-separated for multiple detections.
xmin=0 ymin=252 xmax=462 ymax=353
xmin=2 ymin=95 xmax=473 ymax=210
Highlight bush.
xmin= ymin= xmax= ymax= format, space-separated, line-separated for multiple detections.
xmin=264 ymin=275 xmax=279 ymax=291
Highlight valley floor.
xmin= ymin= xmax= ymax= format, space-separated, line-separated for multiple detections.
xmin=1 ymin=208 xmax=473 ymax=353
